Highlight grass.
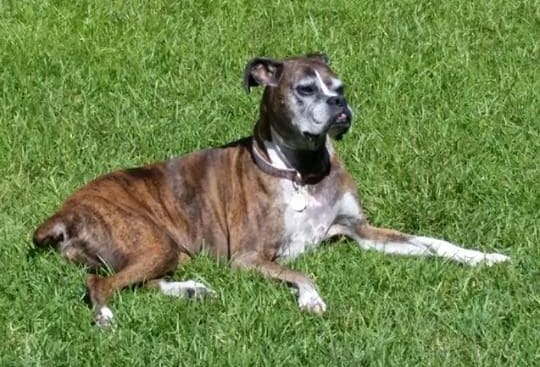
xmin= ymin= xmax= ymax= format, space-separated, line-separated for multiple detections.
xmin=0 ymin=0 xmax=538 ymax=365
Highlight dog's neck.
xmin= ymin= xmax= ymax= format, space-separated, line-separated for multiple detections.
xmin=254 ymin=118 xmax=330 ymax=183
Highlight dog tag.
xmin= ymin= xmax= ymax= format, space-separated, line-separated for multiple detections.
xmin=291 ymin=190 xmax=307 ymax=212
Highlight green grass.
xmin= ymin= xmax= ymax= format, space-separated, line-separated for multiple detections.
xmin=1 ymin=0 xmax=538 ymax=365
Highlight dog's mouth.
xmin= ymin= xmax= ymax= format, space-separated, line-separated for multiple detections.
xmin=302 ymin=131 xmax=322 ymax=143
xmin=333 ymin=111 xmax=351 ymax=127
xmin=327 ymin=110 xmax=352 ymax=140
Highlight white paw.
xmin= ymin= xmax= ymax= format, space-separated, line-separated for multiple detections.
xmin=470 ymin=253 xmax=511 ymax=266
xmin=94 ymin=306 xmax=115 ymax=328
xmin=298 ymin=289 xmax=327 ymax=315
xmin=159 ymin=280 xmax=215 ymax=298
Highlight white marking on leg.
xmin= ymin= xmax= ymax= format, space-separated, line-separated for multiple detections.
xmin=356 ymin=239 xmax=432 ymax=256
xmin=94 ymin=306 xmax=114 ymax=327
xmin=159 ymin=280 xmax=215 ymax=298
xmin=297 ymin=283 xmax=327 ymax=314
xmin=411 ymin=236 xmax=510 ymax=266
xmin=333 ymin=210 xmax=432 ymax=256
xmin=346 ymin=229 xmax=510 ymax=266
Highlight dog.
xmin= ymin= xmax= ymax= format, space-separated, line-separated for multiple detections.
xmin=34 ymin=54 xmax=510 ymax=327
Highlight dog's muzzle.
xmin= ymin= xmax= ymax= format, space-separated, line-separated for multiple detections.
xmin=302 ymin=109 xmax=352 ymax=143
xmin=327 ymin=108 xmax=352 ymax=140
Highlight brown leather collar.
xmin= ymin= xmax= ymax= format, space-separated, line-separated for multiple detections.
xmin=251 ymin=139 xmax=303 ymax=184
xmin=250 ymin=138 xmax=330 ymax=185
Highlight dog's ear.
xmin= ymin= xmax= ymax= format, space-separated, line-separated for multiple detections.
xmin=243 ymin=57 xmax=283 ymax=94
xmin=306 ymin=53 xmax=329 ymax=65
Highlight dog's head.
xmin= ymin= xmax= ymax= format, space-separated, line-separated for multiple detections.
xmin=244 ymin=54 xmax=353 ymax=150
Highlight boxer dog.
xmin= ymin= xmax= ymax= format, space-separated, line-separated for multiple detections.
xmin=33 ymin=54 xmax=510 ymax=326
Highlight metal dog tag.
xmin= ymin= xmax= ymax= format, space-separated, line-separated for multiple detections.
xmin=291 ymin=188 xmax=307 ymax=212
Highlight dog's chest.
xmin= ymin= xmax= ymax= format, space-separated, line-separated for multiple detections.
xmin=277 ymin=180 xmax=350 ymax=260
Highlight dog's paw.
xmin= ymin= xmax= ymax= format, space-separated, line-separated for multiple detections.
xmin=159 ymin=280 xmax=216 ymax=299
xmin=467 ymin=252 xmax=510 ymax=266
xmin=298 ymin=289 xmax=327 ymax=315
xmin=481 ymin=253 xmax=511 ymax=266
xmin=94 ymin=306 xmax=115 ymax=328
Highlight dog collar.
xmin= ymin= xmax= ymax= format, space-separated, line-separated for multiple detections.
xmin=251 ymin=139 xmax=304 ymax=184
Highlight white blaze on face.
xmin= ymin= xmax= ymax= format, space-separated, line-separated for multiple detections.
xmin=314 ymin=70 xmax=338 ymax=97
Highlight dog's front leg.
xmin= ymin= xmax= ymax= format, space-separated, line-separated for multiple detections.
xmin=232 ymin=252 xmax=326 ymax=314
xmin=329 ymin=222 xmax=510 ymax=266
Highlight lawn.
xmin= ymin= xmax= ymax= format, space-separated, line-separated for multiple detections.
xmin=0 ymin=0 xmax=538 ymax=365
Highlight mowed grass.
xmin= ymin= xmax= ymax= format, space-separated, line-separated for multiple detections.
xmin=0 ymin=0 xmax=538 ymax=365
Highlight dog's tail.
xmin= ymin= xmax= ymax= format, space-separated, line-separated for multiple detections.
xmin=33 ymin=213 xmax=68 ymax=249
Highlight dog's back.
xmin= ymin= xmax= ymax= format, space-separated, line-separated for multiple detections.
xmin=33 ymin=137 xmax=282 ymax=271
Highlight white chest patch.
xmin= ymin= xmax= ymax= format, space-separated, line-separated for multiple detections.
xmin=277 ymin=184 xmax=359 ymax=260
xmin=263 ymin=140 xmax=361 ymax=261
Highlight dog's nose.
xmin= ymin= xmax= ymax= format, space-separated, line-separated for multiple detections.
xmin=327 ymin=95 xmax=346 ymax=107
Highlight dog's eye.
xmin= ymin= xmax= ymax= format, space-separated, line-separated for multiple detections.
xmin=296 ymin=84 xmax=317 ymax=96
xmin=335 ymin=85 xmax=345 ymax=95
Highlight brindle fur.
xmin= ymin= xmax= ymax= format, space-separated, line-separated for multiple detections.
xmin=33 ymin=136 xmax=356 ymax=307
xmin=34 ymin=54 xmax=508 ymax=325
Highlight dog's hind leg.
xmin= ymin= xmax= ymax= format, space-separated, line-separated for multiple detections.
xmin=331 ymin=223 xmax=510 ymax=266
xmin=35 ymin=207 xmax=193 ymax=327
xmin=86 ymin=238 xmax=179 ymax=327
